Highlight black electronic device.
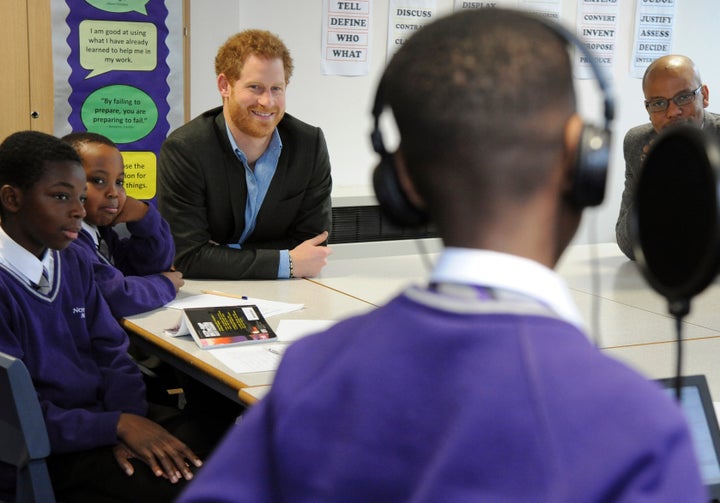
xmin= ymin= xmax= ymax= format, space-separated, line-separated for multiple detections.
xmin=370 ymin=11 xmax=615 ymax=227
xmin=656 ymin=375 xmax=720 ymax=500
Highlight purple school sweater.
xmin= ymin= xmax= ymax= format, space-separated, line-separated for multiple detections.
xmin=71 ymin=204 xmax=176 ymax=318
xmin=0 ymin=246 xmax=146 ymax=490
xmin=179 ymin=287 xmax=707 ymax=502
xmin=98 ymin=203 xmax=174 ymax=276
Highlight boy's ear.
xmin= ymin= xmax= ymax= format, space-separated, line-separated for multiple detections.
xmin=0 ymin=184 xmax=22 ymax=213
xmin=561 ymin=113 xmax=584 ymax=194
xmin=394 ymin=148 xmax=425 ymax=209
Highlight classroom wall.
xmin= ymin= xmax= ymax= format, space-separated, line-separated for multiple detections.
xmin=188 ymin=0 xmax=720 ymax=244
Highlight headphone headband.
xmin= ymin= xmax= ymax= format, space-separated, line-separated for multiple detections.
xmin=371 ymin=11 xmax=615 ymax=226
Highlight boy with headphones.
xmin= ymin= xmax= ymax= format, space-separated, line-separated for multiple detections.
xmin=178 ymin=9 xmax=705 ymax=502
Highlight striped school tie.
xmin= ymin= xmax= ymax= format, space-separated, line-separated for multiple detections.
xmin=35 ymin=268 xmax=51 ymax=294
xmin=97 ymin=231 xmax=110 ymax=259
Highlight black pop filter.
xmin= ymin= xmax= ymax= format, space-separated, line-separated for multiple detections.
xmin=631 ymin=125 xmax=720 ymax=316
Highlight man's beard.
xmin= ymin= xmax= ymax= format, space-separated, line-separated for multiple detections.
xmin=229 ymin=105 xmax=283 ymax=138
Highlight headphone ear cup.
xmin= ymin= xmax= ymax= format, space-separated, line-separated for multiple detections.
xmin=571 ymin=124 xmax=611 ymax=208
xmin=373 ymin=153 xmax=429 ymax=227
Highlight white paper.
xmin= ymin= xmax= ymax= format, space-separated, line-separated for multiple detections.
xmin=452 ymin=0 xmax=560 ymax=13
xmin=519 ymin=0 xmax=562 ymax=20
xmin=165 ymin=294 xmax=304 ymax=318
xmin=192 ymin=320 xmax=335 ymax=373
xmin=276 ymin=319 xmax=335 ymax=342
xmin=210 ymin=343 xmax=286 ymax=373
xmin=321 ymin=0 xmax=372 ymax=76
xmin=164 ymin=315 xmax=192 ymax=337
xmin=386 ymin=0 xmax=437 ymax=62
xmin=629 ymin=0 xmax=677 ymax=78
xmin=574 ymin=0 xmax=619 ymax=80
xmin=453 ymin=0 xmax=519 ymax=11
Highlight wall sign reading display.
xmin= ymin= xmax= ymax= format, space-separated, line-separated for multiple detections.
xmin=51 ymin=0 xmax=184 ymax=200
xmin=453 ymin=0 xmax=561 ymax=18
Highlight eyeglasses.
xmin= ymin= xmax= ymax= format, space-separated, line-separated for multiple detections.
xmin=645 ymin=86 xmax=703 ymax=113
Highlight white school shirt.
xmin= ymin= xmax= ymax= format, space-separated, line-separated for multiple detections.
xmin=0 ymin=225 xmax=54 ymax=289
xmin=430 ymin=247 xmax=585 ymax=330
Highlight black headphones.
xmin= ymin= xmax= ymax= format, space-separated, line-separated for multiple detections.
xmin=370 ymin=13 xmax=615 ymax=227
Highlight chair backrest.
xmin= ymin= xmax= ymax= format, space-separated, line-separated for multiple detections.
xmin=0 ymin=351 xmax=55 ymax=503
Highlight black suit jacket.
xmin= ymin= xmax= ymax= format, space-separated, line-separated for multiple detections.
xmin=157 ymin=107 xmax=332 ymax=279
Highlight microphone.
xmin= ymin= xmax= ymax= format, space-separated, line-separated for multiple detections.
xmin=631 ymin=124 xmax=720 ymax=399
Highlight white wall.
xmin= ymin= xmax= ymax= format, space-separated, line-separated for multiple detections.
xmin=188 ymin=0 xmax=720 ymax=244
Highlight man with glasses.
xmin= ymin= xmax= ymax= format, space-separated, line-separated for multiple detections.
xmin=616 ymin=54 xmax=720 ymax=259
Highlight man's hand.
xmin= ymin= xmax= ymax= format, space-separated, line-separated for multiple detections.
xmin=289 ymin=231 xmax=332 ymax=278
xmin=115 ymin=413 xmax=202 ymax=483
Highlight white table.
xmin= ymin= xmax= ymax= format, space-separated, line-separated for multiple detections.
xmin=122 ymin=277 xmax=374 ymax=404
xmin=124 ymin=240 xmax=720 ymax=403
xmin=311 ymin=240 xmax=720 ymax=399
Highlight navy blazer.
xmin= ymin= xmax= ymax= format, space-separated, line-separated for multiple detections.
xmin=158 ymin=108 xmax=332 ymax=279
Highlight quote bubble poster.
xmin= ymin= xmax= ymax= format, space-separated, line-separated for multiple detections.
xmin=52 ymin=0 xmax=183 ymax=200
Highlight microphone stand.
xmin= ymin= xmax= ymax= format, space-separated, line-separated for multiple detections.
xmin=668 ymin=298 xmax=690 ymax=401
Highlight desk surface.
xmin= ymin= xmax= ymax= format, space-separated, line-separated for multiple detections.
xmin=558 ymin=243 xmax=720 ymax=341
xmin=311 ymin=241 xmax=720 ymax=398
xmin=314 ymin=241 xmax=720 ymax=343
xmin=238 ymin=385 xmax=271 ymax=405
xmin=123 ymin=240 xmax=720 ymax=403
xmin=122 ymin=277 xmax=374 ymax=404
xmin=309 ymin=240 xmax=438 ymax=307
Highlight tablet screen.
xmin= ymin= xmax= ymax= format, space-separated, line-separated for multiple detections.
xmin=657 ymin=375 xmax=720 ymax=499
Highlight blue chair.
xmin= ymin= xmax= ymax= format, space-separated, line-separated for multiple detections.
xmin=0 ymin=351 xmax=55 ymax=503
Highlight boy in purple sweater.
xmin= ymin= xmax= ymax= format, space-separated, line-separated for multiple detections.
xmin=0 ymin=131 xmax=209 ymax=502
xmin=62 ymin=132 xmax=183 ymax=318
xmin=178 ymin=9 xmax=707 ymax=503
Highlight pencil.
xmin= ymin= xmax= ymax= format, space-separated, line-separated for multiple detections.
xmin=200 ymin=289 xmax=249 ymax=300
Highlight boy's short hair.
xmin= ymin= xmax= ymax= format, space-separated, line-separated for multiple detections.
xmin=0 ymin=130 xmax=81 ymax=191
xmin=214 ymin=29 xmax=294 ymax=84
xmin=62 ymin=131 xmax=118 ymax=152
xmin=382 ymin=9 xmax=575 ymax=219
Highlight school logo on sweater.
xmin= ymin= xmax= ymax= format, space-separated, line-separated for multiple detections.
xmin=72 ymin=306 xmax=86 ymax=319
